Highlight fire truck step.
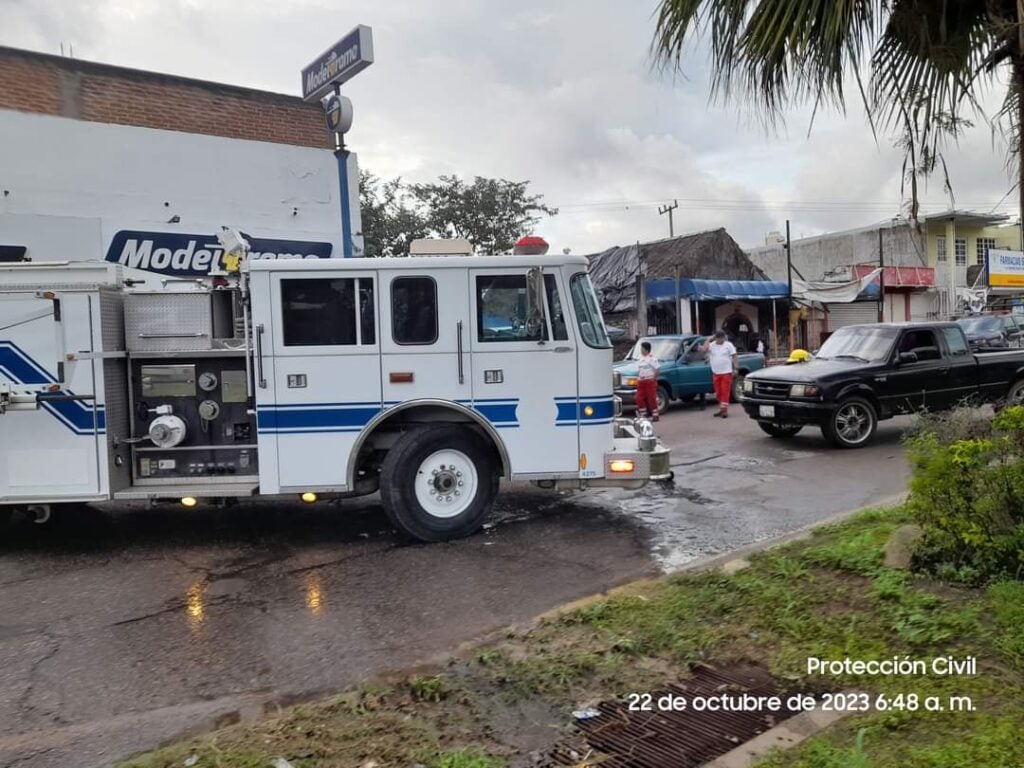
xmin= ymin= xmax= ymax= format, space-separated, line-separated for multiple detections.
xmin=113 ymin=482 xmax=259 ymax=500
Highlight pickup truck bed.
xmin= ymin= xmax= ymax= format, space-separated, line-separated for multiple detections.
xmin=741 ymin=322 xmax=1024 ymax=447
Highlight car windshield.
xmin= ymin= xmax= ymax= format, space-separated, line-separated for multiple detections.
xmin=816 ymin=326 xmax=898 ymax=362
xmin=957 ymin=316 xmax=1002 ymax=334
xmin=625 ymin=338 xmax=684 ymax=361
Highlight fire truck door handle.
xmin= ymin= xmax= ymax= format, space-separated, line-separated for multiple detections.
xmin=255 ymin=324 xmax=267 ymax=389
xmin=457 ymin=321 xmax=465 ymax=384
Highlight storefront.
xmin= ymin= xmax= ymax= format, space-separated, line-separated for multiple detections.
xmin=645 ymin=277 xmax=790 ymax=352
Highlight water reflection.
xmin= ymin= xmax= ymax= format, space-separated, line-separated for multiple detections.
xmin=186 ymin=581 xmax=206 ymax=629
xmin=305 ymin=571 xmax=324 ymax=616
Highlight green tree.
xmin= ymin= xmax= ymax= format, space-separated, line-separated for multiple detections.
xmin=358 ymin=171 xmax=428 ymax=257
xmin=409 ymin=175 xmax=558 ymax=254
xmin=652 ymin=1 xmax=1024 ymax=223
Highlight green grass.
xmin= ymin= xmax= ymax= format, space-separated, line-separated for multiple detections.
xmin=121 ymin=506 xmax=1024 ymax=768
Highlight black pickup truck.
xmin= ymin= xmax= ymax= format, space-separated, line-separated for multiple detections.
xmin=741 ymin=322 xmax=1024 ymax=448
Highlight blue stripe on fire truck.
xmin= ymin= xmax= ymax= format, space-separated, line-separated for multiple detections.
xmin=257 ymin=398 xmax=521 ymax=434
xmin=554 ymin=395 xmax=615 ymax=427
xmin=0 ymin=342 xmax=106 ymax=435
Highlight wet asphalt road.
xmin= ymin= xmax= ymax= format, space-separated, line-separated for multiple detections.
xmin=0 ymin=405 xmax=913 ymax=767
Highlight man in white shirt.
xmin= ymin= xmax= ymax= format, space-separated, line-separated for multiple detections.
xmin=635 ymin=340 xmax=661 ymax=421
xmin=703 ymin=330 xmax=738 ymax=418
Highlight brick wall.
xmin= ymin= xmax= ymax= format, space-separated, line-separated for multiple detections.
xmin=0 ymin=46 xmax=332 ymax=149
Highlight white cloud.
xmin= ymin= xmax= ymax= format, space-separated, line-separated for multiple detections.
xmin=1 ymin=0 xmax=1020 ymax=254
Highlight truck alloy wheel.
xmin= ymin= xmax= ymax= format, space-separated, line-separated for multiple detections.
xmin=822 ymin=397 xmax=877 ymax=448
xmin=758 ymin=422 xmax=803 ymax=438
xmin=380 ymin=424 xmax=498 ymax=542
xmin=1006 ymin=379 xmax=1024 ymax=405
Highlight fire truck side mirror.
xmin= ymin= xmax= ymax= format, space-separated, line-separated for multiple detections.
xmin=526 ymin=267 xmax=546 ymax=338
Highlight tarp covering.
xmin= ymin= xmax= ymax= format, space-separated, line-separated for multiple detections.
xmin=647 ymin=277 xmax=790 ymax=302
xmin=586 ymin=229 xmax=768 ymax=314
xmin=792 ymin=268 xmax=883 ymax=303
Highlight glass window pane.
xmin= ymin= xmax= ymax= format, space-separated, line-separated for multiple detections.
xmin=955 ymin=238 xmax=967 ymax=266
xmin=281 ymin=278 xmax=357 ymax=346
xmin=476 ymin=275 xmax=546 ymax=342
xmin=391 ymin=277 xmax=438 ymax=344
xmin=570 ymin=273 xmax=612 ymax=349
xmin=544 ymin=274 xmax=569 ymax=341
xmin=358 ymin=278 xmax=375 ymax=345
xmin=943 ymin=327 xmax=969 ymax=356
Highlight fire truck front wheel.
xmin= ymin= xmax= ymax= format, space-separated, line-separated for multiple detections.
xmin=380 ymin=424 xmax=499 ymax=542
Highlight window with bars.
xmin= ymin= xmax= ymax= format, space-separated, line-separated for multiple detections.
xmin=936 ymin=236 xmax=947 ymax=262
xmin=977 ymin=237 xmax=996 ymax=266
xmin=955 ymin=238 xmax=967 ymax=266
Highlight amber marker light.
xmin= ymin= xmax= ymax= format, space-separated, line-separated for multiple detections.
xmin=609 ymin=459 xmax=636 ymax=474
xmin=301 ymin=492 xmax=318 ymax=503
xmin=181 ymin=497 xmax=198 ymax=507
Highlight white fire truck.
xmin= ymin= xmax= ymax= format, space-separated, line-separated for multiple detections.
xmin=0 ymin=238 xmax=669 ymax=541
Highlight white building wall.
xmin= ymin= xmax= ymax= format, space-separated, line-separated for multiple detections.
xmin=0 ymin=110 xmax=353 ymax=284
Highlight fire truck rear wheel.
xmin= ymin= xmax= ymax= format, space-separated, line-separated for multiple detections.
xmin=380 ymin=424 xmax=499 ymax=542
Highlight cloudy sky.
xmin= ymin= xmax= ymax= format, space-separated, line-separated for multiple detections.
xmin=1 ymin=0 xmax=1020 ymax=253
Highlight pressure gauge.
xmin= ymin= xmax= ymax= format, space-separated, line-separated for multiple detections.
xmin=198 ymin=400 xmax=221 ymax=421
xmin=198 ymin=372 xmax=218 ymax=392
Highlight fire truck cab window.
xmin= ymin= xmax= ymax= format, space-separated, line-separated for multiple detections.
xmin=476 ymin=275 xmax=546 ymax=342
xmin=281 ymin=277 xmax=375 ymax=346
xmin=391 ymin=277 xmax=438 ymax=344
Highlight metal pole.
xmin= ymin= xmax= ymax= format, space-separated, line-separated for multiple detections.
xmin=878 ymin=227 xmax=885 ymax=322
xmin=772 ymin=298 xmax=778 ymax=361
xmin=636 ymin=241 xmax=647 ymax=337
xmin=786 ymin=219 xmax=794 ymax=352
xmin=675 ymin=265 xmax=682 ymax=333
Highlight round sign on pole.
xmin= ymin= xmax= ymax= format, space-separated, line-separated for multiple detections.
xmin=324 ymin=94 xmax=354 ymax=134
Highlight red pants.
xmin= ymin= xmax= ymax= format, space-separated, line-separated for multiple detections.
xmin=636 ymin=378 xmax=658 ymax=416
xmin=712 ymin=372 xmax=733 ymax=410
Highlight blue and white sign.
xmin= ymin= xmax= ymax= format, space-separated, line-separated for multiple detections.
xmin=302 ymin=25 xmax=374 ymax=102
xmin=324 ymin=93 xmax=354 ymax=134
xmin=988 ymin=248 xmax=1024 ymax=290
xmin=105 ymin=231 xmax=333 ymax=277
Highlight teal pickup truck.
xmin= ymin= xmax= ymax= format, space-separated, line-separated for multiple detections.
xmin=614 ymin=334 xmax=767 ymax=414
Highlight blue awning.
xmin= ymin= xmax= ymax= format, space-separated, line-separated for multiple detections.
xmin=645 ymin=278 xmax=790 ymax=302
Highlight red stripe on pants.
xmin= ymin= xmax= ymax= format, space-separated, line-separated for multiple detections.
xmin=636 ymin=378 xmax=658 ymax=415
xmin=713 ymin=372 xmax=733 ymax=410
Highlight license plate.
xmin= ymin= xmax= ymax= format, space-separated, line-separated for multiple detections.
xmin=759 ymin=405 xmax=776 ymax=418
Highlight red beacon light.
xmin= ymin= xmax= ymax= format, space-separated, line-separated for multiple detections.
xmin=513 ymin=235 xmax=549 ymax=256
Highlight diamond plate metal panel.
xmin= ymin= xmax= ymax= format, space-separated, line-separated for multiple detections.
xmin=124 ymin=293 xmax=213 ymax=352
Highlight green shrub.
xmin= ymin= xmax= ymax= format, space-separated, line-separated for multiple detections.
xmin=905 ymin=407 xmax=1024 ymax=583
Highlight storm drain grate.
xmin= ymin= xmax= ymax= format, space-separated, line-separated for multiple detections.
xmin=546 ymin=664 xmax=806 ymax=767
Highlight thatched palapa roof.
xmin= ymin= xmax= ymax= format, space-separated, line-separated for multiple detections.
xmin=586 ymin=228 xmax=767 ymax=314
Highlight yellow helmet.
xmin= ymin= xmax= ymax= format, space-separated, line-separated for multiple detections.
xmin=787 ymin=349 xmax=810 ymax=363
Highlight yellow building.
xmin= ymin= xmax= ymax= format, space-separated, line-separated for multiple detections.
xmin=924 ymin=210 xmax=1020 ymax=276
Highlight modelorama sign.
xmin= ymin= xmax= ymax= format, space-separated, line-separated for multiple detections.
xmin=987 ymin=248 xmax=1024 ymax=289
xmin=105 ymin=231 xmax=333 ymax=277
xmin=302 ymin=25 xmax=374 ymax=102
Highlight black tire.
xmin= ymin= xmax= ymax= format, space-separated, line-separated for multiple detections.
xmin=758 ymin=422 xmax=803 ymax=438
xmin=821 ymin=396 xmax=877 ymax=449
xmin=656 ymin=384 xmax=671 ymax=415
xmin=1006 ymin=379 xmax=1024 ymax=407
xmin=380 ymin=424 xmax=499 ymax=542
xmin=730 ymin=372 xmax=747 ymax=403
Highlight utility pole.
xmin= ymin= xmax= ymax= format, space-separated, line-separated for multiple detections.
xmin=878 ymin=227 xmax=885 ymax=323
xmin=785 ymin=219 xmax=794 ymax=349
xmin=636 ymin=241 xmax=648 ymax=338
xmin=658 ymin=200 xmax=679 ymax=238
